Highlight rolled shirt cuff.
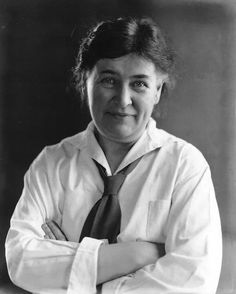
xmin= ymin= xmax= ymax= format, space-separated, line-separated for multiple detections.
xmin=67 ymin=237 xmax=108 ymax=294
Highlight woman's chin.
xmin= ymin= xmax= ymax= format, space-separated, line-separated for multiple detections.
xmin=102 ymin=127 xmax=139 ymax=144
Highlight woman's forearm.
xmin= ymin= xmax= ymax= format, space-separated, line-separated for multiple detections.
xmin=97 ymin=241 xmax=164 ymax=285
xmin=42 ymin=221 xmax=165 ymax=285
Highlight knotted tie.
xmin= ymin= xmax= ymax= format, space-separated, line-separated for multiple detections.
xmin=79 ymin=157 xmax=141 ymax=243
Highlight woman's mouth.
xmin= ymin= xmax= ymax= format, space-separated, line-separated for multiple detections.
xmin=108 ymin=111 xmax=135 ymax=117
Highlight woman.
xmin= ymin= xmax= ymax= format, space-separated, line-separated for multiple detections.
xmin=6 ymin=17 xmax=222 ymax=294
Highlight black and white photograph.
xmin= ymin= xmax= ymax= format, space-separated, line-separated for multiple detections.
xmin=0 ymin=0 xmax=236 ymax=293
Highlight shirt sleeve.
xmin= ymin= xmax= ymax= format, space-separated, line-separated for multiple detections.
xmin=103 ymin=146 xmax=222 ymax=294
xmin=5 ymin=147 xmax=104 ymax=294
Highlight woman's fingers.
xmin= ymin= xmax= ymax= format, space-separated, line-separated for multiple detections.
xmin=42 ymin=220 xmax=68 ymax=241
xmin=46 ymin=220 xmax=67 ymax=241
xmin=41 ymin=223 xmax=56 ymax=240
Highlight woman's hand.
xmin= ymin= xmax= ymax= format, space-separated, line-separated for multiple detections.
xmin=134 ymin=241 xmax=165 ymax=266
xmin=41 ymin=220 xmax=68 ymax=241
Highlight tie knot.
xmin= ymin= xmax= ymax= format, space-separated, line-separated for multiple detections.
xmin=93 ymin=157 xmax=142 ymax=197
xmin=103 ymin=173 xmax=126 ymax=196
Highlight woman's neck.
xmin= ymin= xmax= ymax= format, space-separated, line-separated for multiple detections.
xmin=96 ymin=133 xmax=135 ymax=173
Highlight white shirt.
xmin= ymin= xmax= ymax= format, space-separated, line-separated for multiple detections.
xmin=5 ymin=118 xmax=222 ymax=294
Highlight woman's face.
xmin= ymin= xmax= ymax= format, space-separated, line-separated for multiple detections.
xmin=86 ymin=53 xmax=165 ymax=144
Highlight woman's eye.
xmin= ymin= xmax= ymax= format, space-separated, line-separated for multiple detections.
xmin=100 ymin=77 xmax=116 ymax=88
xmin=132 ymin=81 xmax=147 ymax=89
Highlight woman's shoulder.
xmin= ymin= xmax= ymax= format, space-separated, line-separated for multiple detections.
xmin=152 ymin=127 xmax=209 ymax=171
xmin=29 ymin=129 xmax=88 ymax=171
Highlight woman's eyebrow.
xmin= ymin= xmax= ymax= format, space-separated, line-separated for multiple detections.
xmin=100 ymin=69 xmax=117 ymax=75
xmin=131 ymin=74 xmax=150 ymax=79
xmin=99 ymin=71 xmax=150 ymax=79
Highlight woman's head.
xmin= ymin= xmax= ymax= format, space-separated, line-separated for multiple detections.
xmin=73 ymin=17 xmax=176 ymax=144
xmin=73 ymin=17 xmax=176 ymax=101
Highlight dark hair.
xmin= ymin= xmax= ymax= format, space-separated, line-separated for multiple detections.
xmin=73 ymin=17 xmax=176 ymax=109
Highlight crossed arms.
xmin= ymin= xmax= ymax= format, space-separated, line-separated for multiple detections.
xmin=42 ymin=220 xmax=165 ymax=285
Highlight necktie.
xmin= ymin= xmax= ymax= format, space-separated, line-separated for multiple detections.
xmin=79 ymin=157 xmax=141 ymax=243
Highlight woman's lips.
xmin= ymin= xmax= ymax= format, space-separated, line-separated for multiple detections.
xmin=108 ymin=113 xmax=134 ymax=120
xmin=107 ymin=111 xmax=135 ymax=117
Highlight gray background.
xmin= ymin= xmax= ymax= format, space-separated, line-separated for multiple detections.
xmin=0 ymin=0 xmax=236 ymax=293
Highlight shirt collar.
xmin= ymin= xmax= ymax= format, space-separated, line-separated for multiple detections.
xmin=69 ymin=118 xmax=171 ymax=174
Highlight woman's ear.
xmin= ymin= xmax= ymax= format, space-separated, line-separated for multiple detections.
xmin=154 ymin=83 xmax=163 ymax=104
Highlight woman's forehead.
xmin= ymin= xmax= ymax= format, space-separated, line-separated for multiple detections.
xmin=93 ymin=54 xmax=164 ymax=79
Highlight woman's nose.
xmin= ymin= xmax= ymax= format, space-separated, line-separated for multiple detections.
xmin=114 ymin=85 xmax=132 ymax=107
